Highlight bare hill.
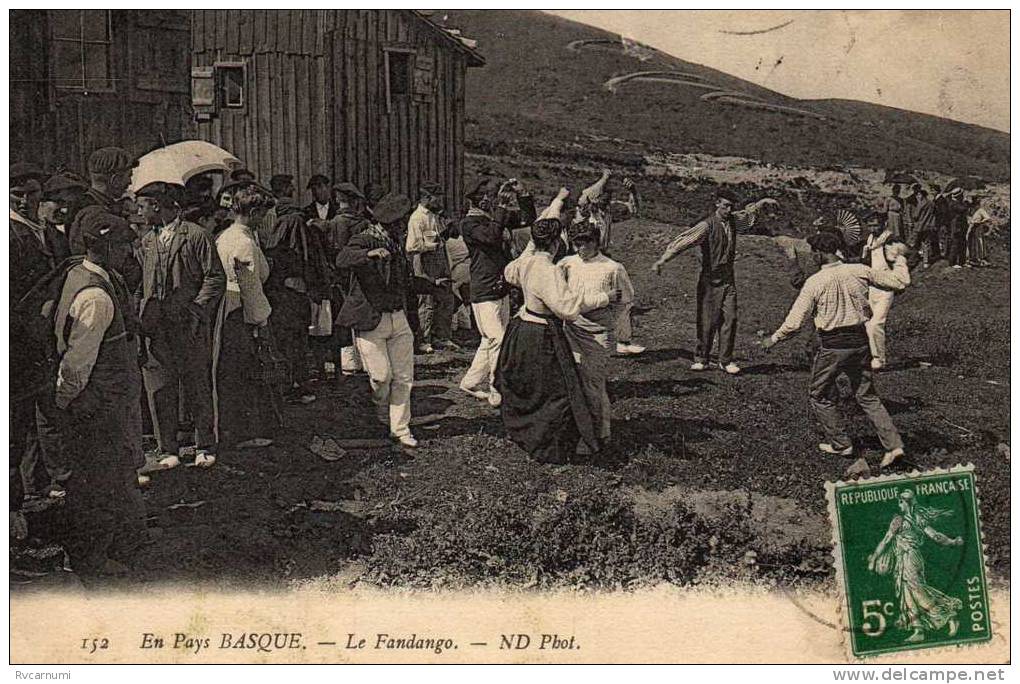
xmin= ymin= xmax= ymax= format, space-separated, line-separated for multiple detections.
xmin=436 ymin=10 xmax=1009 ymax=180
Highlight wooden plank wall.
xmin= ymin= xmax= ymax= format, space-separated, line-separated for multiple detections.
xmin=195 ymin=9 xmax=470 ymax=212
xmin=10 ymin=10 xmax=193 ymax=172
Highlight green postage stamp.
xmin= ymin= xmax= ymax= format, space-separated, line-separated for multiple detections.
xmin=825 ymin=465 xmax=991 ymax=658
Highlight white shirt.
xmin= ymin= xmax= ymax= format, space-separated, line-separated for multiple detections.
xmin=216 ymin=222 xmax=272 ymax=325
xmin=504 ymin=250 xmax=609 ymax=325
xmin=558 ymin=253 xmax=634 ymax=334
xmin=55 ymin=260 xmax=116 ymax=409
xmin=316 ymin=202 xmax=330 ymax=220
xmin=405 ymin=204 xmax=444 ymax=254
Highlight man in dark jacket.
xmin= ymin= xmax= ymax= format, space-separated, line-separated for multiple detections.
xmin=336 ymin=194 xmax=442 ymax=449
xmin=135 ymin=183 xmax=226 ymax=469
xmin=68 ymin=147 xmax=137 ymax=256
xmin=652 ymin=191 xmax=779 ymax=375
xmin=458 ymin=178 xmax=535 ymax=406
xmin=10 ymin=163 xmax=74 ymax=501
xmin=303 ymin=174 xmax=336 ymax=222
xmin=908 ymin=185 xmax=939 ymax=268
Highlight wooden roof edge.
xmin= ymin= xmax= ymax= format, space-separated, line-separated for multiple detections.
xmin=408 ymin=10 xmax=485 ymax=67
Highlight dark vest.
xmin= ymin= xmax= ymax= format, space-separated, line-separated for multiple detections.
xmin=55 ymin=265 xmax=133 ymax=410
xmin=699 ymin=213 xmax=736 ymax=281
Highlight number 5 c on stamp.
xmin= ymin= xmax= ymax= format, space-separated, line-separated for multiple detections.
xmin=825 ymin=464 xmax=992 ymax=659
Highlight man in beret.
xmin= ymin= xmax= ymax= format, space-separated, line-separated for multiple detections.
xmin=135 ymin=182 xmax=226 ymax=471
xmin=52 ymin=211 xmax=149 ymax=580
xmin=67 ymin=147 xmax=137 ymax=256
xmin=761 ymin=229 xmax=909 ymax=469
xmin=405 ymin=182 xmax=457 ymax=353
xmin=230 ymin=168 xmax=256 ymax=184
xmin=652 ymin=190 xmax=780 ymax=375
xmin=303 ymin=174 xmax=336 ymax=222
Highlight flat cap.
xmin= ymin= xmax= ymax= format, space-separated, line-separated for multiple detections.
xmin=420 ymin=181 xmax=443 ymax=197
xmin=363 ymin=182 xmax=387 ymax=204
xmin=230 ymin=168 xmax=256 ymax=182
xmin=42 ymin=173 xmax=88 ymax=197
xmin=88 ymin=147 xmax=137 ymax=175
xmin=10 ymin=162 xmax=46 ymax=186
xmin=307 ymin=173 xmax=331 ymax=189
xmin=333 ymin=181 xmax=364 ymax=200
xmin=371 ymin=193 xmax=412 ymax=224
xmin=135 ymin=181 xmax=185 ymax=205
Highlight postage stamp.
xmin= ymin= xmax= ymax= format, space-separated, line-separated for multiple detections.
xmin=825 ymin=465 xmax=991 ymax=659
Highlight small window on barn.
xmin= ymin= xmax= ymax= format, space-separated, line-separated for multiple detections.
xmin=385 ymin=49 xmax=414 ymax=111
xmin=49 ymin=10 xmax=114 ymax=92
xmin=217 ymin=63 xmax=245 ymax=109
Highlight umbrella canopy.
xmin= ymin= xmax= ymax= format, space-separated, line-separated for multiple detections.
xmin=130 ymin=140 xmax=241 ymax=193
xmin=883 ymin=170 xmax=920 ymax=186
xmin=945 ymin=176 xmax=986 ymax=192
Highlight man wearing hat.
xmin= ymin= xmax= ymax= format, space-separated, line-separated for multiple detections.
xmin=68 ymin=147 xmax=137 ymax=256
xmin=258 ymin=173 xmax=299 ymax=248
xmin=458 ymin=177 xmax=535 ymax=405
xmin=944 ymin=186 xmax=971 ymax=269
xmin=652 ymin=191 xmax=780 ymax=375
xmin=135 ymin=182 xmax=226 ymax=470
xmin=337 ymin=193 xmax=445 ymax=449
xmin=762 ymin=229 xmax=909 ymax=468
xmin=907 ymin=185 xmax=939 ymax=268
xmin=10 ymin=163 xmax=60 ymax=303
xmin=39 ymin=173 xmax=84 ymax=252
xmin=406 ymin=182 xmax=456 ymax=353
xmin=52 ymin=211 xmax=148 ymax=579
xmin=303 ymin=174 xmax=336 ymax=222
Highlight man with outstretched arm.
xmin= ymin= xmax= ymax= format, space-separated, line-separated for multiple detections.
xmin=761 ymin=231 xmax=910 ymax=468
xmin=652 ymin=190 xmax=778 ymax=374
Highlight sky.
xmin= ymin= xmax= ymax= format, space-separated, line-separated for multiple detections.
xmin=550 ymin=10 xmax=1010 ymax=132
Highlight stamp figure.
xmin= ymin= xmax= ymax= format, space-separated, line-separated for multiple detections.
xmin=825 ymin=466 xmax=991 ymax=658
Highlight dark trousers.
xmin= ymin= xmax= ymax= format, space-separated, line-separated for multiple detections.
xmin=59 ymin=406 xmax=147 ymax=575
xmin=695 ymin=275 xmax=737 ymax=365
xmin=914 ymin=228 xmax=941 ymax=265
xmin=142 ymin=321 xmax=216 ymax=455
xmin=418 ymin=287 xmax=455 ymax=344
xmin=277 ymin=324 xmax=310 ymax=389
xmin=947 ymin=227 xmax=968 ymax=266
xmin=808 ymin=344 xmax=903 ymax=452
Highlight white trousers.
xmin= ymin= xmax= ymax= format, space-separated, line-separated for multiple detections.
xmin=462 ymin=297 xmax=509 ymax=391
xmin=354 ymin=311 xmax=415 ymax=437
xmin=866 ymin=288 xmax=895 ymax=366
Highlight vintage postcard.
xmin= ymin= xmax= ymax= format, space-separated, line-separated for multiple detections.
xmin=8 ymin=8 xmax=1010 ymax=669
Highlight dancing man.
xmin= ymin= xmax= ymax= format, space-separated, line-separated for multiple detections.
xmin=652 ymin=190 xmax=778 ymax=374
xmin=761 ymin=231 xmax=909 ymax=467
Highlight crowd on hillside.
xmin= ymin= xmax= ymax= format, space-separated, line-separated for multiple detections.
xmin=8 ymin=145 xmax=1002 ymax=584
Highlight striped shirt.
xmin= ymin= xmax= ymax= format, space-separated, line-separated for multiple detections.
xmin=771 ymin=258 xmax=910 ymax=342
xmin=661 ymin=206 xmax=761 ymax=261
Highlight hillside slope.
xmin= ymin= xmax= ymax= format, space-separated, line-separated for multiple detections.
xmin=437 ymin=10 xmax=1009 ymax=180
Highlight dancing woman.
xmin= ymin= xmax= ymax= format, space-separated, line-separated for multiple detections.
xmin=868 ymin=490 xmax=964 ymax=643
xmin=495 ymin=218 xmax=621 ymax=464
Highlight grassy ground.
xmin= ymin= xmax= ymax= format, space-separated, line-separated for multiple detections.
xmin=15 ymin=213 xmax=1009 ymax=592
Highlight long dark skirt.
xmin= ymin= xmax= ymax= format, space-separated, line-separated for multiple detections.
xmin=494 ymin=317 xmax=599 ymax=463
xmin=216 ymin=309 xmax=281 ymax=446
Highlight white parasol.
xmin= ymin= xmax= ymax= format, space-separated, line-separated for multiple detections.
xmin=130 ymin=140 xmax=242 ymax=193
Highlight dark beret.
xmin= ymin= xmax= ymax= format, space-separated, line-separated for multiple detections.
xmin=466 ymin=179 xmax=490 ymax=203
xmin=567 ymin=219 xmax=598 ymax=242
xmin=420 ymin=181 xmax=443 ymax=197
xmin=716 ymin=189 xmax=739 ymax=205
xmin=807 ymin=230 xmax=843 ymax=255
xmin=307 ymin=174 xmax=331 ymax=189
xmin=78 ymin=209 xmax=135 ymax=246
xmin=531 ymin=218 xmax=562 ymax=242
xmin=135 ymin=181 xmax=185 ymax=205
xmin=88 ymin=147 xmax=137 ymax=175
xmin=372 ymin=193 xmax=412 ymax=224
xmin=363 ymin=182 xmax=387 ymax=204
xmin=230 ymin=168 xmax=256 ymax=182
xmin=333 ymin=181 xmax=364 ymax=200
xmin=10 ymin=162 xmax=46 ymax=186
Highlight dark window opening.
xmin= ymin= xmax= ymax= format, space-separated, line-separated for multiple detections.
xmin=387 ymin=51 xmax=411 ymax=98
xmin=49 ymin=10 xmax=113 ymax=92
xmin=218 ymin=64 xmax=245 ymax=109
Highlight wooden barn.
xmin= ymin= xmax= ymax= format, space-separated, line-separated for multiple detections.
xmin=191 ymin=10 xmax=484 ymax=211
xmin=9 ymin=10 xmax=193 ymax=172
